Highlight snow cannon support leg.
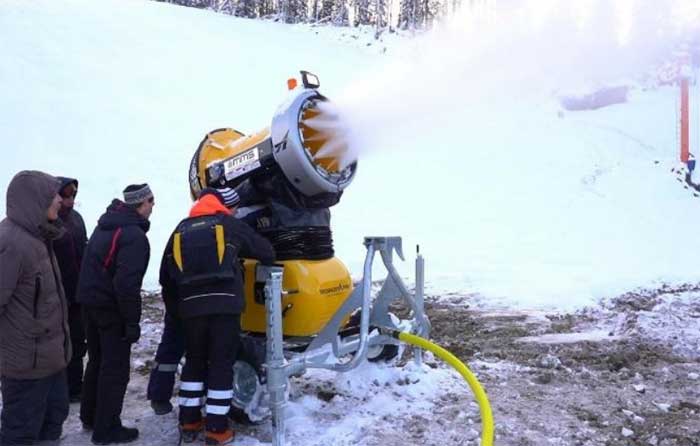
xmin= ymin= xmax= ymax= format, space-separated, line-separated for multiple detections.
xmin=413 ymin=248 xmax=425 ymax=367
xmin=263 ymin=266 xmax=287 ymax=446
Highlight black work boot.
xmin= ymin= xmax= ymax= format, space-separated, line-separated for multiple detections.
xmin=228 ymin=406 xmax=259 ymax=425
xmin=150 ymin=399 xmax=174 ymax=415
xmin=91 ymin=426 xmax=139 ymax=445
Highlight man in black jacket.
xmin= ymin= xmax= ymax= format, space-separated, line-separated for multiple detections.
xmin=76 ymin=184 xmax=154 ymax=445
xmin=160 ymin=188 xmax=274 ymax=446
xmin=54 ymin=176 xmax=88 ymax=403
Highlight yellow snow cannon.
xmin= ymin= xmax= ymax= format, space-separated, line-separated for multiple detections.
xmin=188 ymin=72 xmax=493 ymax=446
xmin=188 ymin=71 xmax=357 ymax=338
xmin=188 ymin=70 xmax=356 ymax=201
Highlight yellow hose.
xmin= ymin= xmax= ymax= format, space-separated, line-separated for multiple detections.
xmin=395 ymin=331 xmax=495 ymax=446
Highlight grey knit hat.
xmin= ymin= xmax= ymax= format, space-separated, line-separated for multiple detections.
xmin=123 ymin=183 xmax=153 ymax=205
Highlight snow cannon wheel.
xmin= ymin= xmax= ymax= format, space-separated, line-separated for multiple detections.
xmin=230 ymin=360 xmax=267 ymax=423
xmin=367 ymin=343 xmax=400 ymax=363
xmin=344 ymin=311 xmax=401 ymax=363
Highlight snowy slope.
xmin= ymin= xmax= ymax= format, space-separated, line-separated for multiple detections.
xmin=2 ymin=0 xmax=700 ymax=310
xmin=0 ymin=0 xmax=384 ymax=290
xmin=2 ymin=3 xmax=700 ymax=446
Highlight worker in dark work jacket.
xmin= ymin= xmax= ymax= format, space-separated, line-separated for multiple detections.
xmin=76 ymin=184 xmax=154 ymax=445
xmin=147 ymin=187 xmax=240 ymax=416
xmin=160 ymin=188 xmax=274 ymax=446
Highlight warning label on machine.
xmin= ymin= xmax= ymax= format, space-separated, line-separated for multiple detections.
xmin=224 ymin=147 xmax=261 ymax=180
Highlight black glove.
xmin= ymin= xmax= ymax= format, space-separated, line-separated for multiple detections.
xmin=123 ymin=323 xmax=141 ymax=344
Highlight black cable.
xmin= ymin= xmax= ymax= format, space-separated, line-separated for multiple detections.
xmin=261 ymin=227 xmax=334 ymax=260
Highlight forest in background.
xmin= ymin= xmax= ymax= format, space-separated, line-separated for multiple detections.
xmin=153 ymin=0 xmax=484 ymax=36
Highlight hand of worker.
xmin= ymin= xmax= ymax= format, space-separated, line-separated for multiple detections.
xmin=123 ymin=323 xmax=141 ymax=344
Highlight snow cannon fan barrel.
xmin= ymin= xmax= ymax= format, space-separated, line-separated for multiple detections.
xmin=188 ymin=71 xmax=357 ymax=207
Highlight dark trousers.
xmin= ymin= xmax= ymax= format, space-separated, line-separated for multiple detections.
xmin=147 ymin=311 xmax=185 ymax=402
xmin=179 ymin=314 xmax=240 ymax=433
xmin=0 ymin=370 xmax=69 ymax=446
xmin=67 ymin=303 xmax=87 ymax=398
xmin=80 ymin=307 xmax=132 ymax=436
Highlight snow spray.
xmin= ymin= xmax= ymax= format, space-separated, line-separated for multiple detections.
xmin=328 ymin=0 xmax=700 ymax=163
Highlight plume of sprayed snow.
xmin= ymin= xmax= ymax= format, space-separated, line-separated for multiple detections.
xmin=303 ymin=100 xmax=356 ymax=170
xmin=329 ymin=0 xmax=700 ymax=162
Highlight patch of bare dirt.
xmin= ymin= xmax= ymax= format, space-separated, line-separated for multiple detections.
xmin=382 ymin=287 xmax=700 ymax=446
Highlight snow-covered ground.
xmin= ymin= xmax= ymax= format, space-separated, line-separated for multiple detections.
xmin=2 ymin=0 xmax=700 ymax=445
xmin=55 ymin=289 xmax=700 ymax=445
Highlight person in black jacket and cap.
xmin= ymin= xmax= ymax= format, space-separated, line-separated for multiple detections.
xmin=160 ymin=188 xmax=274 ymax=446
xmin=76 ymin=184 xmax=154 ymax=445
xmin=54 ymin=176 xmax=88 ymax=403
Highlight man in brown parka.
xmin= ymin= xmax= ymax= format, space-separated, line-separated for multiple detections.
xmin=0 ymin=170 xmax=72 ymax=446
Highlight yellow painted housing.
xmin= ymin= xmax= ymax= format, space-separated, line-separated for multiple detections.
xmin=194 ymin=128 xmax=271 ymax=192
xmin=241 ymin=257 xmax=353 ymax=337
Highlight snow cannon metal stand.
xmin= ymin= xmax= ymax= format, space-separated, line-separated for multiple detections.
xmin=258 ymin=236 xmax=429 ymax=446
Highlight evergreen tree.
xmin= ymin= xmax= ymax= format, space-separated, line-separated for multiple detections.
xmin=236 ymin=0 xmax=258 ymax=17
xmin=397 ymin=0 xmax=418 ymax=30
xmin=354 ymin=0 xmax=371 ymax=25
xmin=218 ymin=0 xmax=235 ymax=14
xmin=286 ymin=0 xmax=308 ymax=23
xmin=318 ymin=0 xmax=335 ymax=22
xmin=257 ymin=0 xmax=275 ymax=18
xmin=373 ymin=0 xmax=387 ymax=35
xmin=310 ymin=0 xmax=320 ymax=21
xmin=332 ymin=0 xmax=349 ymax=25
